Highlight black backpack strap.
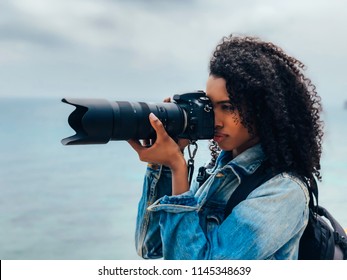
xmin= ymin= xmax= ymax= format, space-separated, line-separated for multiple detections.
xmin=224 ymin=160 xmax=280 ymax=218
xmin=317 ymin=205 xmax=347 ymax=259
xmin=307 ymin=178 xmax=319 ymax=210
xmin=317 ymin=206 xmax=347 ymax=237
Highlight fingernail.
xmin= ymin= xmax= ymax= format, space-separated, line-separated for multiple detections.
xmin=149 ymin=113 xmax=158 ymax=121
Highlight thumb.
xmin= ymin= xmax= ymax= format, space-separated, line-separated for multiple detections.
xmin=149 ymin=113 xmax=166 ymax=137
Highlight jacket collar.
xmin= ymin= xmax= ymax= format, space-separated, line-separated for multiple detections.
xmin=215 ymin=143 xmax=266 ymax=175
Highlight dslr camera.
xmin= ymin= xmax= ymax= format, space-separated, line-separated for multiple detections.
xmin=61 ymin=91 xmax=214 ymax=145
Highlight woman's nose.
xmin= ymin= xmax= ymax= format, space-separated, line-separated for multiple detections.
xmin=214 ymin=110 xmax=223 ymax=128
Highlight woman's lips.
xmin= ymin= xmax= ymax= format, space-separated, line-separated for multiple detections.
xmin=213 ymin=132 xmax=227 ymax=143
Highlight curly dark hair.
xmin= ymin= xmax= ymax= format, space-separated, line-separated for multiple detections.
xmin=209 ymin=34 xmax=324 ymax=182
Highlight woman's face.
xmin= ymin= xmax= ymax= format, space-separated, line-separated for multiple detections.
xmin=206 ymin=75 xmax=259 ymax=157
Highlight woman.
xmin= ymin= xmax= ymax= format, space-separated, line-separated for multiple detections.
xmin=128 ymin=34 xmax=323 ymax=259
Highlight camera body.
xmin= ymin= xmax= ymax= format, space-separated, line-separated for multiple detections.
xmin=172 ymin=91 xmax=214 ymax=140
xmin=61 ymin=91 xmax=215 ymax=145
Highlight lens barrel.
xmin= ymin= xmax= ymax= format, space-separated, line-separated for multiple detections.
xmin=61 ymin=98 xmax=186 ymax=145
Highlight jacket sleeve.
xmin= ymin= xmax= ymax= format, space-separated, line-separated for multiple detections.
xmin=135 ymin=164 xmax=173 ymax=259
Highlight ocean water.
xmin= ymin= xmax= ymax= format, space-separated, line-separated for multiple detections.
xmin=0 ymin=98 xmax=346 ymax=260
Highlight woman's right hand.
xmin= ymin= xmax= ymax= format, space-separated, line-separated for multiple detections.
xmin=128 ymin=112 xmax=189 ymax=195
xmin=127 ymin=113 xmax=186 ymax=171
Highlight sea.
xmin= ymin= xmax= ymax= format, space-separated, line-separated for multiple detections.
xmin=0 ymin=97 xmax=346 ymax=260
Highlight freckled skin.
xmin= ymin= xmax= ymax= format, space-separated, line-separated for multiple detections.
xmin=206 ymin=75 xmax=259 ymax=158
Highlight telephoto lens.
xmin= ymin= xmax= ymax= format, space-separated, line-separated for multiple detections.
xmin=61 ymin=91 xmax=214 ymax=145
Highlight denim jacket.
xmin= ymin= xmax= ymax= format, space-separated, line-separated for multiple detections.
xmin=135 ymin=144 xmax=310 ymax=259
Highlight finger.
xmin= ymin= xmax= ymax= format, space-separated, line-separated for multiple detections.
xmin=128 ymin=139 xmax=151 ymax=162
xmin=127 ymin=139 xmax=144 ymax=153
xmin=149 ymin=113 xmax=167 ymax=138
xmin=177 ymin=138 xmax=190 ymax=150
xmin=163 ymin=97 xmax=171 ymax=103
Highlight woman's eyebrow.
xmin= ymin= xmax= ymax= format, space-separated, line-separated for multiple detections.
xmin=215 ymin=100 xmax=232 ymax=105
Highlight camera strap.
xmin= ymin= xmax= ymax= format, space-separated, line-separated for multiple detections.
xmin=187 ymin=140 xmax=198 ymax=186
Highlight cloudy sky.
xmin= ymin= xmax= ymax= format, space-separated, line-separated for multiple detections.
xmin=1 ymin=0 xmax=346 ymax=106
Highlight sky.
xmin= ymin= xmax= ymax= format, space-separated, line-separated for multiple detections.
xmin=0 ymin=0 xmax=347 ymax=106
